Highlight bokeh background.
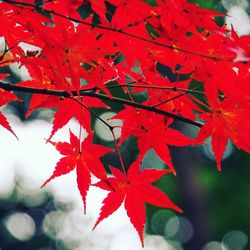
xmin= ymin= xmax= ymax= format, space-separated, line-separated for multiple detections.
xmin=0 ymin=0 xmax=250 ymax=249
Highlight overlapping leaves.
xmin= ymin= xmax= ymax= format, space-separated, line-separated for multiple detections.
xmin=0 ymin=0 xmax=250 ymax=246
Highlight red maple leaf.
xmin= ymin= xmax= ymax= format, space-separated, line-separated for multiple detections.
xmin=93 ymin=160 xmax=182 ymax=246
xmin=196 ymin=98 xmax=250 ymax=170
xmin=25 ymin=93 xmax=108 ymax=140
xmin=155 ymin=0 xmax=224 ymax=37
xmin=88 ymin=0 xmax=107 ymax=22
xmin=1 ymin=0 xmax=250 ymax=246
xmin=44 ymin=0 xmax=83 ymax=19
xmin=48 ymin=96 xmax=109 ymax=140
xmin=42 ymin=131 xmax=110 ymax=213
xmin=109 ymin=0 xmax=152 ymax=29
xmin=0 ymin=74 xmax=19 ymax=138
xmin=112 ymin=106 xmax=194 ymax=172
xmin=138 ymin=69 xmax=201 ymax=120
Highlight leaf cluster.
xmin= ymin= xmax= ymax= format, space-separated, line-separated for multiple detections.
xmin=0 ymin=0 xmax=249 ymax=245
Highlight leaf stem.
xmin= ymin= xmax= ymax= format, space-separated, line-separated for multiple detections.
xmin=110 ymin=128 xmax=127 ymax=176
xmin=70 ymin=97 xmax=127 ymax=175
xmin=70 ymin=97 xmax=112 ymax=129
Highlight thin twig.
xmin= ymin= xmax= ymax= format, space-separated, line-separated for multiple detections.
xmin=71 ymin=96 xmax=112 ymax=129
xmin=152 ymin=93 xmax=184 ymax=108
xmin=105 ymin=83 xmax=205 ymax=95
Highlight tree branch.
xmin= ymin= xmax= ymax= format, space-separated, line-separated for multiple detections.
xmin=105 ymin=83 xmax=205 ymax=95
xmin=0 ymin=81 xmax=203 ymax=127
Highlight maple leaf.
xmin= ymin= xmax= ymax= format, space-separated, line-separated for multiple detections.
xmin=0 ymin=74 xmax=19 ymax=138
xmin=154 ymin=0 xmax=224 ymax=40
xmin=25 ymin=16 xmax=115 ymax=93
xmin=112 ymin=106 xmax=194 ymax=173
xmin=44 ymin=0 xmax=83 ymax=18
xmin=196 ymin=98 xmax=250 ymax=170
xmin=48 ymin=96 xmax=109 ymax=140
xmin=192 ymin=59 xmax=249 ymax=106
xmin=42 ymin=131 xmax=110 ymax=213
xmin=138 ymin=69 xmax=201 ymax=120
xmin=0 ymin=2 xmax=51 ymax=58
xmin=0 ymin=112 xmax=17 ymax=138
xmin=93 ymin=160 xmax=182 ymax=246
xmin=109 ymin=0 xmax=152 ymax=29
xmin=22 ymin=69 xmax=109 ymax=138
xmin=81 ymin=63 xmax=116 ymax=97
xmin=1 ymin=0 xmax=250 ymax=246
xmin=88 ymin=0 xmax=107 ymax=21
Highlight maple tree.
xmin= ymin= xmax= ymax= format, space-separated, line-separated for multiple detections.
xmin=0 ymin=0 xmax=250 ymax=246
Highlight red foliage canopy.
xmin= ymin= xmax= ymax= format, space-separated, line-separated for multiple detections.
xmin=0 ymin=0 xmax=249 ymax=245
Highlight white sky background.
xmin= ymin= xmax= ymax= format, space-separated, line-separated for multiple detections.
xmin=223 ymin=0 xmax=250 ymax=35
xmin=1 ymin=1 xmax=250 ymax=250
